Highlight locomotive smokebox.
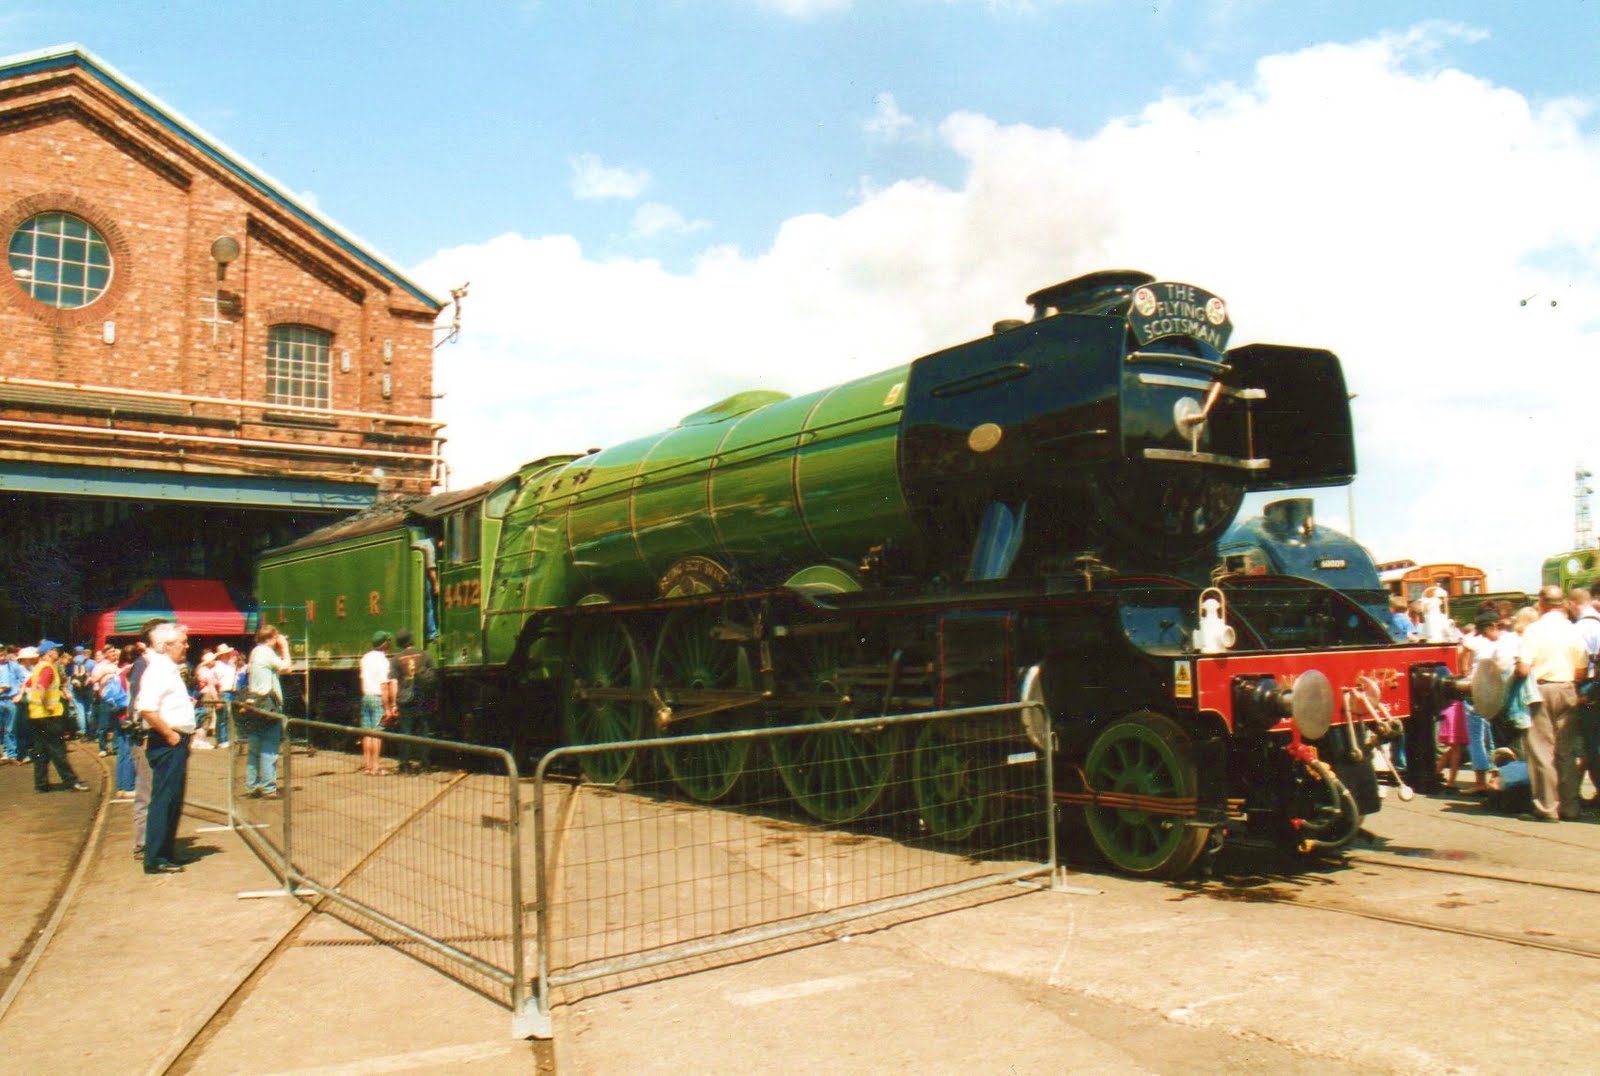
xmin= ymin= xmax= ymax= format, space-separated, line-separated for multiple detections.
xmin=898 ymin=271 xmax=1357 ymax=571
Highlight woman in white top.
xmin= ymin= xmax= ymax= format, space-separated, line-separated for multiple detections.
xmin=1458 ymin=611 xmax=1518 ymax=794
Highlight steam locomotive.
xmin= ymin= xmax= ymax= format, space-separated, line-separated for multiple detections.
xmin=257 ymin=270 xmax=1459 ymax=877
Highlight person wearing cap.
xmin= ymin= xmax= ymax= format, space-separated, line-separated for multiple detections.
xmin=1515 ymin=585 xmax=1589 ymax=822
xmin=34 ymin=641 xmax=76 ymax=739
xmin=0 ymin=644 xmax=27 ymax=764
xmin=20 ymin=644 xmax=88 ymax=793
xmin=192 ymin=649 xmax=224 ymax=750
xmin=359 ymin=631 xmax=397 ymax=776
xmin=392 ymin=628 xmax=438 ymax=773
xmin=135 ymin=622 xmax=197 ymax=874
xmin=211 ymin=644 xmax=235 ymax=747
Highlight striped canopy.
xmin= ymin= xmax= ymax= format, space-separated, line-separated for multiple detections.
xmin=80 ymin=579 xmax=259 ymax=649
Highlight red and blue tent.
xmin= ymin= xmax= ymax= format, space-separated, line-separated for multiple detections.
xmin=78 ymin=579 xmax=259 ymax=649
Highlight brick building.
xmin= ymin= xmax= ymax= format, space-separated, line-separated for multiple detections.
xmin=0 ymin=44 xmax=447 ymax=639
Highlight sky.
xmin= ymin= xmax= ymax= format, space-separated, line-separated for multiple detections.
xmin=5 ymin=1 xmax=1599 ymax=590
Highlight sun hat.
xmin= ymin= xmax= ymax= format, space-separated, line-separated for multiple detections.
xmin=17 ymin=646 xmax=39 ymax=659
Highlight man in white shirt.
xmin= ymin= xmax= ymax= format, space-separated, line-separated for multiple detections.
xmin=135 ymin=622 xmax=197 ymax=874
xmin=359 ymin=631 xmax=397 ymax=776
xmin=1572 ymin=591 xmax=1600 ymax=814
xmin=1516 ymin=586 xmax=1589 ymax=822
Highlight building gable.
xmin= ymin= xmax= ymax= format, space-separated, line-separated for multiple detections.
xmin=0 ymin=44 xmax=440 ymax=312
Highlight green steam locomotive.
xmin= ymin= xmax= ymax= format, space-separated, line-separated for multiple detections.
xmin=257 ymin=270 xmax=1459 ymax=877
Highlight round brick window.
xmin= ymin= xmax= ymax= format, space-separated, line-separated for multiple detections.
xmin=7 ymin=211 xmax=114 ymax=309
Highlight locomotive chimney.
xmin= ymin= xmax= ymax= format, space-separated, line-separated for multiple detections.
xmin=1263 ymin=497 xmax=1315 ymax=542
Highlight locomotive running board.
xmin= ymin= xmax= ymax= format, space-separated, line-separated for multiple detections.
xmin=1143 ymin=447 xmax=1270 ymax=470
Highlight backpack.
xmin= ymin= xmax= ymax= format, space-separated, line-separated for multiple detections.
xmin=101 ymin=674 xmax=128 ymax=711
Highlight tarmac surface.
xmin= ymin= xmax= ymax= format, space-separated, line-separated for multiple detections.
xmin=1 ymin=738 xmax=1597 ymax=1074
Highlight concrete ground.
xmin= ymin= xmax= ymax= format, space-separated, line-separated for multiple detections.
xmin=0 ymin=740 xmax=547 ymax=1075
xmin=549 ymin=785 xmax=1600 ymax=1075
xmin=2 ymin=738 xmax=1597 ymax=1075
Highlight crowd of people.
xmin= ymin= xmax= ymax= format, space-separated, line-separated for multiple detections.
xmin=2 ymin=618 xmax=439 ymax=876
xmin=1388 ymin=585 xmax=1600 ymax=822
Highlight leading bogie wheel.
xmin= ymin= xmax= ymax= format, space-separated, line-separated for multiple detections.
xmin=1080 ymin=710 xmax=1209 ymax=878
xmin=561 ymin=614 xmax=646 ymax=784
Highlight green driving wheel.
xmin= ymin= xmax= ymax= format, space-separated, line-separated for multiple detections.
xmin=561 ymin=614 xmax=645 ymax=784
xmin=653 ymin=607 xmax=755 ymax=802
xmin=771 ymin=635 xmax=898 ymax=824
xmin=910 ymin=722 xmax=994 ymax=842
xmin=1081 ymin=710 xmax=1208 ymax=878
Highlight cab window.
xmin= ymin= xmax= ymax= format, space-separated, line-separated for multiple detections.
xmin=445 ymin=505 xmax=481 ymax=563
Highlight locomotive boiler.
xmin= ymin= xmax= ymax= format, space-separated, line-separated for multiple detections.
xmin=257 ymin=269 xmax=1461 ymax=878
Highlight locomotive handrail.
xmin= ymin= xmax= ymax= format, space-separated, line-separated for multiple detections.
xmin=1125 ymin=349 xmax=1229 ymax=371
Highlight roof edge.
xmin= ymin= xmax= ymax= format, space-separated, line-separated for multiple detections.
xmin=0 ymin=43 xmax=445 ymax=311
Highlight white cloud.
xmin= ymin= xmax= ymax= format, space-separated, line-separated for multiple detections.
xmin=629 ymin=202 xmax=711 ymax=239
xmin=418 ymin=25 xmax=1600 ymax=590
xmin=863 ymin=92 xmax=928 ymax=142
xmin=748 ymin=0 xmax=853 ymax=16
xmin=568 ymin=153 xmax=651 ymax=200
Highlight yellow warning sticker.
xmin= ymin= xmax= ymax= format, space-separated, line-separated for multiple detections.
xmin=1173 ymin=660 xmax=1193 ymax=699
xmin=883 ymin=382 xmax=904 ymax=407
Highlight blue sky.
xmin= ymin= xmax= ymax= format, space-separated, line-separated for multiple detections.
xmin=5 ymin=1 xmax=1599 ymax=588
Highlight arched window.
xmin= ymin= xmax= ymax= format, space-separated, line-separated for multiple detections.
xmin=266 ymin=325 xmax=332 ymax=409
xmin=8 ymin=212 xmax=113 ymax=309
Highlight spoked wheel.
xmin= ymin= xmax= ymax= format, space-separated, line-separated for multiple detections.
xmin=1081 ymin=710 xmax=1209 ymax=878
xmin=561 ymin=614 xmax=646 ymax=784
xmin=653 ymin=607 xmax=756 ymax=802
xmin=771 ymin=634 xmax=898 ymax=824
xmin=911 ymin=722 xmax=995 ymax=842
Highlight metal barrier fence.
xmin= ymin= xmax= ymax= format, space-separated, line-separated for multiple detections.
xmin=226 ymin=703 xmax=533 ymax=1030
xmin=530 ymin=692 xmax=1056 ymax=1036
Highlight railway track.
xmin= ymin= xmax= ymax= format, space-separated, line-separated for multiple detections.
xmin=1153 ymin=800 xmax=1600 ymax=962
xmin=160 ymin=771 xmax=473 ymax=1074
xmin=0 ymin=745 xmax=547 ymax=1075
xmin=0 ymin=747 xmax=111 ymax=1023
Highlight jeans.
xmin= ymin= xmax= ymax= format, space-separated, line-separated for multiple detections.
xmin=1579 ymin=705 xmax=1600 ymax=799
xmin=143 ymin=732 xmax=191 ymax=869
xmin=245 ymin=720 xmax=282 ymax=793
xmin=93 ymin=700 xmax=117 ymax=753
xmin=114 ymin=724 xmax=136 ymax=791
xmin=13 ymin=707 xmax=32 ymax=761
xmin=0 ymin=698 xmax=17 ymax=758
xmin=1464 ymin=702 xmax=1495 ymax=772
xmin=218 ymin=695 xmax=233 ymax=745
xmin=73 ymin=687 xmax=94 ymax=735
xmin=398 ymin=704 xmax=435 ymax=768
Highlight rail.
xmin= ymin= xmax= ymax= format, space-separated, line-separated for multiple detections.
xmin=225 ymin=704 xmax=531 ymax=1029
xmin=528 ymin=688 xmax=1058 ymax=1038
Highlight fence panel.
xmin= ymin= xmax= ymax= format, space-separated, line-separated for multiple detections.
xmin=226 ymin=704 xmax=531 ymax=1028
xmin=531 ymin=694 xmax=1055 ymax=1032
